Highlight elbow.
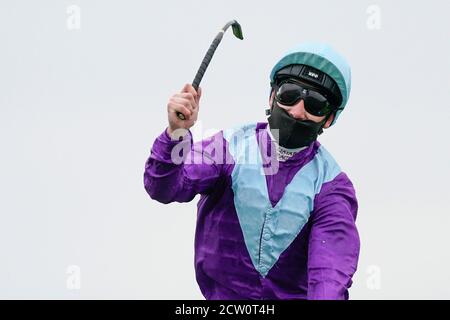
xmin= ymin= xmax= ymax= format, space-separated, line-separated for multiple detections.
xmin=146 ymin=188 xmax=173 ymax=204
xmin=307 ymin=278 xmax=350 ymax=300
xmin=307 ymin=267 xmax=353 ymax=300
xmin=143 ymin=175 xmax=174 ymax=204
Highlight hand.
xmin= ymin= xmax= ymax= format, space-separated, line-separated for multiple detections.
xmin=167 ymin=83 xmax=202 ymax=137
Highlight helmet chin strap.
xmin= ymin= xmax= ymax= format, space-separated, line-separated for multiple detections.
xmin=317 ymin=111 xmax=333 ymax=135
xmin=265 ymin=87 xmax=276 ymax=116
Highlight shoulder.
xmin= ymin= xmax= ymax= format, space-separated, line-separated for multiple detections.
xmin=314 ymin=170 xmax=358 ymax=220
xmin=314 ymin=143 xmax=356 ymax=198
xmin=222 ymin=121 xmax=260 ymax=142
xmin=314 ymin=143 xmax=340 ymax=173
xmin=192 ymin=121 xmax=259 ymax=152
xmin=312 ymin=143 xmax=358 ymax=219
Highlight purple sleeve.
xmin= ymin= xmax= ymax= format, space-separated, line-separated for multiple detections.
xmin=307 ymin=172 xmax=360 ymax=300
xmin=143 ymin=128 xmax=226 ymax=204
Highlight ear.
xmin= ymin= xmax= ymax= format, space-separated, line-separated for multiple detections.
xmin=269 ymin=89 xmax=275 ymax=105
xmin=323 ymin=113 xmax=335 ymax=129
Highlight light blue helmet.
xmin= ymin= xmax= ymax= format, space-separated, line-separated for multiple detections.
xmin=270 ymin=42 xmax=352 ymax=126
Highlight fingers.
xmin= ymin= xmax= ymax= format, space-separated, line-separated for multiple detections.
xmin=175 ymin=93 xmax=197 ymax=106
xmin=181 ymin=83 xmax=202 ymax=105
xmin=168 ymin=102 xmax=192 ymax=120
xmin=167 ymin=84 xmax=201 ymax=127
xmin=182 ymin=83 xmax=197 ymax=96
xmin=171 ymin=96 xmax=196 ymax=114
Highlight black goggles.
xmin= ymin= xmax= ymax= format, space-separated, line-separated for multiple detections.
xmin=273 ymin=80 xmax=336 ymax=117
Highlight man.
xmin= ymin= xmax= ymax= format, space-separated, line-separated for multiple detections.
xmin=144 ymin=42 xmax=360 ymax=300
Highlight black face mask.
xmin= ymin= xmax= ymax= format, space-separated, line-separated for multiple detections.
xmin=267 ymin=100 xmax=329 ymax=149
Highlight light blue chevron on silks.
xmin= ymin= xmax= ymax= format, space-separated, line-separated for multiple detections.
xmin=223 ymin=123 xmax=341 ymax=277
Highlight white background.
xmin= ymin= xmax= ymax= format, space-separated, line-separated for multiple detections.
xmin=0 ymin=0 xmax=449 ymax=299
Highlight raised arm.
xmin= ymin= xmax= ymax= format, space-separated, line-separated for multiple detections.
xmin=143 ymin=83 xmax=227 ymax=203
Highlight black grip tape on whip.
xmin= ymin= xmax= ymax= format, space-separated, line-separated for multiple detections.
xmin=192 ymin=34 xmax=223 ymax=90
xmin=177 ymin=33 xmax=223 ymax=120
